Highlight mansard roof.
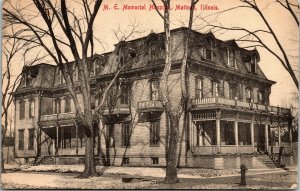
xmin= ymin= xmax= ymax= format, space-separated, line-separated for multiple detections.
xmin=14 ymin=27 xmax=274 ymax=95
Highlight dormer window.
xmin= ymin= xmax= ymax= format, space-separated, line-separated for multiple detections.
xmin=94 ymin=57 xmax=104 ymax=75
xmin=200 ymin=41 xmax=213 ymax=60
xmin=72 ymin=64 xmax=78 ymax=81
xmin=227 ymin=48 xmax=236 ymax=68
xmin=57 ymin=69 xmax=65 ymax=84
xmin=22 ymin=72 xmax=34 ymax=87
xmin=250 ymin=54 xmax=257 ymax=74
xmin=25 ymin=73 xmax=33 ymax=86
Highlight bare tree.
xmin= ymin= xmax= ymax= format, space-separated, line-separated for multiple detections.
xmin=2 ymin=26 xmax=46 ymax=172
xmin=197 ymin=0 xmax=299 ymax=89
xmin=4 ymin=0 xmax=147 ymax=177
xmin=3 ymin=0 xmax=111 ymax=177
xmin=151 ymin=0 xmax=198 ymax=183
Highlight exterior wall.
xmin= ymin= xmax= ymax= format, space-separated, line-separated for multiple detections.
xmin=15 ymin=96 xmax=40 ymax=158
xmin=13 ymin=28 xmax=290 ymax=168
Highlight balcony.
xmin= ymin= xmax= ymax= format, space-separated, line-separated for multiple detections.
xmin=191 ymin=97 xmax=290 ymax=115
xmin=100 ymin=104 xmax=130 ymax=116
xmin=40 ymin=112 xmax=77 ymax=122
xmin=138 ymin=100 xmax=164 ymax=113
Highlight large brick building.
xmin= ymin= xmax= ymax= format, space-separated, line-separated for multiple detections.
xmin=13 ymin=28 xmax=293 ymax=168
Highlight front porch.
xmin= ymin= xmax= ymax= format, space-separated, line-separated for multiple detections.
xmin=189 ymin=109 xmax=293 ymax=156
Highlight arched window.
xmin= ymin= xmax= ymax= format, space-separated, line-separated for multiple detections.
xmin=29 ymin=99 xmax=35 ymax=118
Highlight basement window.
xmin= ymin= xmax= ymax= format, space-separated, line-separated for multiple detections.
xmin=123 ymin=157 xmax=129 ymax=165
xmin=151 ymin=157 xmax=159 ymax=165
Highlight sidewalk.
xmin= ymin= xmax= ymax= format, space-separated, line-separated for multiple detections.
xmin=2 ymin=164 xmax=297 ymax=189
xmin=4 ymin=164 xmax=294 ymax=179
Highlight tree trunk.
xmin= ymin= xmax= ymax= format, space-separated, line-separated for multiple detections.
xmin=165 ymin=116 xmax=180 ymax=183
xmin=1 ymin=146 xmax=5 ymax=173
xmin=77 ymin=124 xmax=97 ymax=178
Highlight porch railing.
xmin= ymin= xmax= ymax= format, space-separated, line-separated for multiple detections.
xmin=41 ymin=112 xmax=77 ymax=122
xmin=138 ymin=100 xmax=163 ymax=110
xmin=191 ymin=97 xmax=290 ymax=115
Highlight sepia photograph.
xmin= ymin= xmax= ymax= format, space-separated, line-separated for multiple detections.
xmin=1 ymin=0 xmax=298 ymax=189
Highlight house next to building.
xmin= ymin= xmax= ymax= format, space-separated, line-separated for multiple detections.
xmin=12 ymin=27 xmax=294 ymax=169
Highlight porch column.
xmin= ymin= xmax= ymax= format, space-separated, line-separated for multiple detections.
xmin=189 ymin=112 xmax=193 ymax=150
xmin=234 ymin=113 xmax=239 ymax=153
xmin=74 ymin=120 xmax=78 ymax=156
xmin=289 ymin=119 xmax=293 ymax=147
xmin=56 ymin=125 xmax=59 ymax=155
xmin=216 ymin=110 xmax=221 ymax=153
xmin=234 ymin=120 xmax=239 ymax=153
xmin=265 ymin=121 xmax=269 ymax=153
xmin=61 ymin=126 xmax=64 ymax=149
xmin=278 ymin=122 xmax=281 ymax=147
xmin=251 ymin=116 xmax=255 ymax=152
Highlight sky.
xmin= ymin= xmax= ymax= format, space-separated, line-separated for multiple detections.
xmin=2 ymin=0 xmax=299 ymax=109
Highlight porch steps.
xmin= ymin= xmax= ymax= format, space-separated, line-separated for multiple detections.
xmin=255 ymin=155 xmax=277 ymax=168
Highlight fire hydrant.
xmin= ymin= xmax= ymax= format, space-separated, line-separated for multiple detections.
xmin=240 ymin=164 xmax=248 ymax=186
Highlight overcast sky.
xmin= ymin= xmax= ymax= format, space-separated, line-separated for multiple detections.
xmin=3 ymin=0 xmax=299 ymax=108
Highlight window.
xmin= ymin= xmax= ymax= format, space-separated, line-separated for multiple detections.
xmin=122 ymin=123 xmax=131 ymax=147
xmin=72 ymin=64 xmax=78 ymax=81
xmin=151 ymin=157 xmax=159 ymax=165
xmin=250 ymin=54 xmax=257 ymax=74
xmin=246 ymin=88 xmax=253 ymax=103
xmin=150 ymin=80 xmax=159 ymax=100
xmin=57 ymin=69 xmax=64 ymax=84
xmin=94 ymin=58 xmax=104 ymax=75
xmin=195 ymin=77 xmax=203 ymax=99
xmin=150 ymin=121 xmax=160 ymax=146
xmin=120 ymin=84 xmax=130 ymax=105
xmin=25 ymin=73 xmax=33 ymax=86
xmin=122 ymin=157 xmax=129 ymax=165
xmin=19 ymin=101 xmax=25 ymax=120
xmin=212 ymin=81 xmax=224 ymax=97
xmin=229 ymin=84 xmax=241 ymax=100
xmin=257 ymin=90 xmax=264 ymax=104
xmin=64 ymin=97 xmax=71 ymax=113
xmin=28 ymin=129 xmax=35 ymax=150
xmin=106 ymin=124 xmax=115 ymax=148
xmin=29 ymin=100 xmax=35 ymax=118
xmin=205 ymin=43 xmax=212 ymax=60
xmin=200 ymin=41 xmax=213 ymax=60
xmin=54 ymin=99 xmax=61 ymax=114
xmin=227 ymin=49 xmax=236 ymax=68
xmin=18 ymin=130 xmax=24 ymax=150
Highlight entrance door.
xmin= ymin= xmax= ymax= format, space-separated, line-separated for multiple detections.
xmin=257 ymin=126 xmax=266 ymax=152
